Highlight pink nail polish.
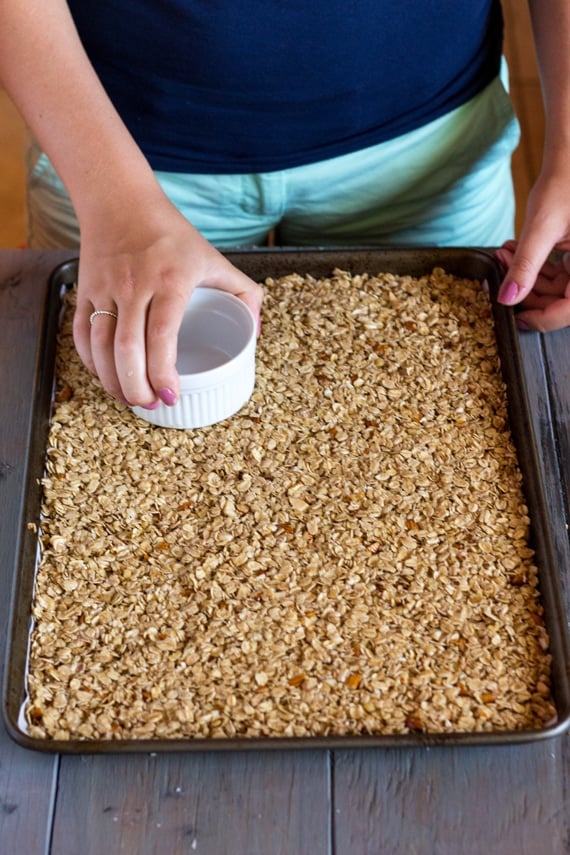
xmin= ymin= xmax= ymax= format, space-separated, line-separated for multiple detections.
xmin=158 ymin=387 xmax=177 ymax=406
xmin=498 ymin=280 xmax=519 ymax=305
xmin=516 ymin=318 xmax=531 ymax=331
xmin=144 ymin=400 xmax=160 ymax=410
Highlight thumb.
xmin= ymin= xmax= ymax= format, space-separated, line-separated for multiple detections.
xmin=496 ymin=228 xmax=552 ymax=306
xmin=204 ymin=263 xmax=264 ymax=334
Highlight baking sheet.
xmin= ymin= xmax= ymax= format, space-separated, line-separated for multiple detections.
xmin=4 ymin=247 xmax=570 ymax=752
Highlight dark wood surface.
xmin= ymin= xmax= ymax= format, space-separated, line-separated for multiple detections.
xmin=1 ymin=249 xmax=570 ymax=855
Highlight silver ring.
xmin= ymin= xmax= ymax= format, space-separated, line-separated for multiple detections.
xmin=89 ymin=309 xmax=118 ymax=326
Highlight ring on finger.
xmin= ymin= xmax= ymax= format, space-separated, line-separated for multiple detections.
xmin=89 ymin=309 xmax=118 ymax=326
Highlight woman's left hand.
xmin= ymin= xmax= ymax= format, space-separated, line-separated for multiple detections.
xmin=495 ymin=171 xmax=570 ymax=331
xmin=496 ymin=239 xmax=570 ymax=331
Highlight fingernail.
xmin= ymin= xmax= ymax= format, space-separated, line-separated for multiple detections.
xmin=497 ymin=280 xmax=519 ymax=304
xmin=144 ymin=400 xmax=161 ymax=410
xmin=158 ymin=387 xmax=177 ymax=406
xmin=516 ymin=318 xmax=531 ymax=331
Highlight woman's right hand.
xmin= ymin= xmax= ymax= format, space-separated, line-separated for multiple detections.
xmin=73 ymin=192 xmax=264 ymax=408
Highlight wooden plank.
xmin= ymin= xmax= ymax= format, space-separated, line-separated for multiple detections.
xmin=51 ymin=750 xmax=331 ymax=855
xmin=0 ymin=754 xmax=58 ymax=854
xmin=333 ymin=741 xmax=568 ymax=855
xmin=0 ymin=251 xmax=74 ymax=855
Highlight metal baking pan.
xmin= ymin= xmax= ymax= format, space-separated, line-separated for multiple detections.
xmin=4 ymin=247 xmax=570 ymax=753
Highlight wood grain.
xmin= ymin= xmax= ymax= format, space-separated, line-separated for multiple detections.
xmin=51 ymin=751 xmax=331 ymax=855
xmin=333 ymin=742 xmax=568 ymax=855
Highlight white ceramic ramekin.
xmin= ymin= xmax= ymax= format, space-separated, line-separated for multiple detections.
xmin=131 ymin=287 xmax=256 ymax=429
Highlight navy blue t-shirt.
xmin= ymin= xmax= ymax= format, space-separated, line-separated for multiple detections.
xmin=67 ymin=0 xmax=503 ymax=173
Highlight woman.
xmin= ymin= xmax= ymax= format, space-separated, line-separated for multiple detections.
xmin=0 ymin=1 xmax=569 ymax=410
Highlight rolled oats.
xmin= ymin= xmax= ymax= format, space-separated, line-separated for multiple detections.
xmin=25 ymin=268 xmax=555 ymax=741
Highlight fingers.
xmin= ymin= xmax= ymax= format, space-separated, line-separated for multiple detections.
xmin=73 ymin=299 xmax=97 ymax=375
xmin=91 ymin=312 xmax=123 ymax=400
xmin=74 ymin=296 xmax=158 ymax=406
xmin=536 ymin=271 xmax=570 ymax=297
xmin=516 ymin=298 xmax=570 ymax=332
xmin=144 ymin=289 xmax=189 ymax=404
xmin=112 ymin=300 xmax=158 ymax=407
xmin=72 ymin=257 xmax=264 ymax=408
xmin=495 ymin=240 xmax=570 ymax=331
xmin=202 ymin=264 xmax=265 ymax=335
xmin=143 ymin=263 xmax=263 ymax=398
xmin=496 ymin=229 xmax=553 ymax=306
xmin=500 ymin=244 xmax=570 ymax=282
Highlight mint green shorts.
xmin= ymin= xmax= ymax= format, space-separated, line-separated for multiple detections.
xmin=27 ymin=65 xmax=520 ymax=250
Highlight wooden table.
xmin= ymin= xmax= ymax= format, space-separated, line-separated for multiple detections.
xmin=1 ymin=249 xmax=570 ymax=855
